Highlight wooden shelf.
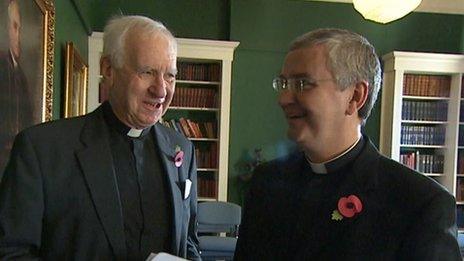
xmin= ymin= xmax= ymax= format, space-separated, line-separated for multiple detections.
xmin=197 ymin=168 xmax=219 ymax=172
xmin=402 ymin=95 xmax=450 ymax=101
xmin=176 ymin=79 xmax=221 ymax=86
xmin=401 ymin=120 xmax=448 ymax=125
xmin=168 ymin=106 xmax=219 ymax=112
xmin=400 ymin=144 xmax=446 ymax=149
xmin=189 ymin=138 xmax=218 ymax=142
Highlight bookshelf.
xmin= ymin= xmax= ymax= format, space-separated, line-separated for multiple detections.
xmin=379 ymin=51 xmax=464 ymax=230
xmin=88 ymin=33 xmax=239 ymax=202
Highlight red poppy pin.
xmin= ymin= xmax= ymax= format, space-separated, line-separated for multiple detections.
xmin=174 ymin=145 xmax=184 ymax=167
xmin=331 ymin=195 xmax=363 ymax=221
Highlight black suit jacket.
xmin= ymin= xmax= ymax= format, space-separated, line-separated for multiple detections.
xmin=0 ymin=105 xmax=201 ymax=260
xmin=235 ymin=137 xmax=461 ymax=260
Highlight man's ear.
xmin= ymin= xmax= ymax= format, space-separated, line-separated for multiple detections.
xmin=346 ymin=81 xmax=369 ymax=116
xmin=100 ymin=56 xmax=113 ymax=87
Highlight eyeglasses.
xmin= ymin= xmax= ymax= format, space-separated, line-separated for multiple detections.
xmin=135 ymin=67 xmax=177 ymax=84
xmin=272 ymin=76 xmax=333 ymax=92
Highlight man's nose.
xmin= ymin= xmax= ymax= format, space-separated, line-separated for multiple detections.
xmin=278 ymin=89 xmax=296 ymax=108
xmin=148 ymin=73 xmax=167 ymax=98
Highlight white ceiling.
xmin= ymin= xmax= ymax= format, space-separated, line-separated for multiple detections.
xmin=310 ymin=0 xmax=464 ymax=15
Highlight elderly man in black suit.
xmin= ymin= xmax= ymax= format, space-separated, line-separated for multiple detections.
xmin=234 ymin=28 xmax=461 ymax=260
xmin=0 ymin=15 xmax=201 ymax=260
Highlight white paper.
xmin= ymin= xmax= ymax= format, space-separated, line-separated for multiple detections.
xmin=146 ymin=252 xmax=188 ymax=261
xmin=184 ymin=179 xmax=192 ymax=199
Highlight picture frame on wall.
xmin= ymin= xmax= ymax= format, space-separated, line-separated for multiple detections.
xmin=64 ymin=41 xmax=88 ymax=118
xmin=0 ymin=0 xmax=55 ymax=173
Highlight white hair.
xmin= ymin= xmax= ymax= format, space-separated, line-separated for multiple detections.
xmin=102 ymin=15 xmax=177 ymax=68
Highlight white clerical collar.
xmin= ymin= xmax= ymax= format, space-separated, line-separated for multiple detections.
xmin=305 ymin=136 xmax=362 ymax=174
xmin=127 ymin=128 xmax=144 ymax=138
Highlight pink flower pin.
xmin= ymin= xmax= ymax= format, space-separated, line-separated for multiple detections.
xmin=174 ymin=145 xmax=184 ymax=167
xmin=337 ymin=195 xmax=363 ymax=218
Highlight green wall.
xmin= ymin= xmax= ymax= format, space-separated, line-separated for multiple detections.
xmin=87 ymin=0 xmax=230 ymax=40
xmin=52 ymin=0 xmax=89 ymax=118
xmin=55 ymin=0 xmax=464 ymax=205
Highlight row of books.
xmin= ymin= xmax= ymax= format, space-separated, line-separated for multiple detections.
xmin=456 ymin=153 xmax=464 ymax=174
xmin=403 ymin=74 xmax=451 ymax=97
xmin=456 ymin=179 xmax=464 ymax=202
xmin=400 ymin=125 xmax=446 ymax=146
xmin=402 ymin=100 xmax=448 ymax=121
xmin=171 ymin=87 xmax=217 ymax=108
xmin=460 ymin=105 xmax=464 ymax=122
xmin=456 ymin=206 xmax=464 ymax=227
xmin=456 ymin=178 xmax=464 ymax=201
xmin=400 ymin=151 xmax=444 ymax=174
xmin=161 ymin=118 xmax=217 ymax=139
xmin=195 ymin=144 xmax=218 ymax=169
xmin=458 ymin=128 xmax=464 ymax=146
xmin=177 ymin=62 xmax=221 ymax=82
xmin=198 ymin=178 xmax=217 ymax=198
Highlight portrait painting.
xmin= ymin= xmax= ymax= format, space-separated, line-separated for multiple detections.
xmin=0 ymin=0 xmax=55 ymax=175
xmin=64 ymin=41 xmax=88 ymax=118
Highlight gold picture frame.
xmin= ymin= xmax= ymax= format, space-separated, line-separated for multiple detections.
xmin=39 ymin=0 xmax=55 ymax=122
xmin=64 ymin=42 xmax=88 ymax=118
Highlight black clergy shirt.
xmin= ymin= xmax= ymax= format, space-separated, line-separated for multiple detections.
xmin=102 ymin=102 xmax=172 ymax=260
xmin=290 ymin=137 xmax=366 ymax=259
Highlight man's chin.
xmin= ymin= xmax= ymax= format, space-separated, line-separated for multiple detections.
xmin=287 ymin=128 xmax=303 ymax=143
xmin=287 ymin=128 xmax=311 ymax=148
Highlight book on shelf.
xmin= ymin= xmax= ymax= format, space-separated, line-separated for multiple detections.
xmin=401 ymin=100 xmax=448 ymax=121
xmin=195 ymin=143 xmax=218 ymax=169
xmin=403 ymin=74 xmax=451 ymax=97
xmin=198 ymin=177 xmax=217 ymax=198
xmin=400 ymin=125 xmax=446 ymax=146
xmin=457 ymin=152 xmax=464 ymax=174
xmin=162 ymin=117 xmax=218 ymax=139
xmin=177 ymin=62 xmax=221 ymax=82
xmin=400 ymin=151 xmax=444 ymax=174
xmin=178 ymin=118 xmax=192 ymax=138
xmin=457 ymin=179 xmax=464 ymax=202
xmin=171 ymin=87 xmax=217 ymax=108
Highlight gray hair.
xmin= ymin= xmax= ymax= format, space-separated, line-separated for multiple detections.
xmin=102 ymin=15 xmax=176 ymax=69
xmin=290 ymin=28 xmax=381 ymax=123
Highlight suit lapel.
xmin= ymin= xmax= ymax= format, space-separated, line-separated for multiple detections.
xmin=153 ymin=123 xmax=183 ymax=254
xmin=76 ymin=107 xmax=127 ymax=260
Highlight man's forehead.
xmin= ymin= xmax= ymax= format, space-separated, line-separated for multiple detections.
xmin=281 ymin=45 xmax=329 ymax=76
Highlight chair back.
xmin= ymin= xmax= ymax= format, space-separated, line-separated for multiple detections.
xmin=197 ymin=201 xmax=241 ymax=235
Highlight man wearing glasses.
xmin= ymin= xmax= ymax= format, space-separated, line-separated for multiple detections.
xmin=0 ymin=16 xmax=201 ymax=260
xmin=235 ymin=28 xmax=460 ymax=260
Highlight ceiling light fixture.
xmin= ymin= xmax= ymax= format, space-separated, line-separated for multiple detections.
xmin=353 ymin=0 xmax=422 ymax=24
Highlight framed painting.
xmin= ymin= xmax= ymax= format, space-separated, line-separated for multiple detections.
xmin=0 ymin=0 xmax=55 ymax=173
xmin=63 ymin=42 xmax=88 ymax=118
